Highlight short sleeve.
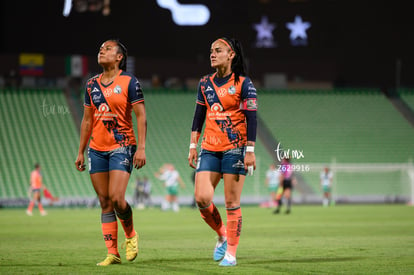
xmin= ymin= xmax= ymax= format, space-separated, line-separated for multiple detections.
xmin=128 ymin=76 xmax=144 ymax=105
xmin=84 ymin=87 xmax=91 ymax=107
xmin=196 ymin=81 xmax=206 ymax=106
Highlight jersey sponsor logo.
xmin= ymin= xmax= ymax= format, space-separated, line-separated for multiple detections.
xmin=206 ymin=93 xmax=215 ymax=101
xmin=135 ymin=79 xmax=140 ymax=90
xmin=208 ymin=111 xmax=232 ymax=119
xmin=203 ymin=135 xmax=223 ymax=145
xmin=91 ymin=87 xmax=100 ymax=93
xmin=114 ymin=85 xmax=122 ymax=94
xmin=206 ymin=85 xmax=213 ymax=92
xmin=103 ymin=88 xmax=113 ymax=97
xmin=248 ymin=91 xmax=257 ymax=96
xmin=98 ymin=103 xmax=110 ymax=112
xmin=92 ymin=94 xmax=102 ymax=103
xmin=211 ymin=103 xmax=223 ymax=112
xmin=217 ymin=87 xmax=227 ymax=97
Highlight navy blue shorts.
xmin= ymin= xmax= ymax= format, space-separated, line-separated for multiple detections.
xmin=196 ymin=147 xmax=246 ymax=175
xmin=88 ymin=146 xmax=136 ymax=174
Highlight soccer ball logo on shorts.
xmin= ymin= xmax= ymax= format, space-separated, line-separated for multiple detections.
xmin=211 ymin=103 xmax=223 ymax=112
xmin=98 ymin=103 xmax=110 ymax=112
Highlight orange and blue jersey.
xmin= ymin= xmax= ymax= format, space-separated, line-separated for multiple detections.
xmin=196 ymin=72 xmax=257 ymax=152
xmin=30 ymin=170 xmax=42 ymax=189
xmin=84 ymin=70 xmax=144 ymax=152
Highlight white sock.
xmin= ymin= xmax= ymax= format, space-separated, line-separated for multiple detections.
xmin=172 ymin=202 xmax=179 ymax=212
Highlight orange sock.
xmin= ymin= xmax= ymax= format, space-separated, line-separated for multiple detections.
xmin=116 ymin=204 xmax=135 ymax=238
xmin=27 ymin=201 xmax=34 ymax=212
xmin=199 ymin=203 xmax=226 ymax=237
xmin=101 ymin=212 xmax=119 ymax=256
xmin=38 ymin=203 xmax=44 ymax=212
xmin=226 ymin=207 xmax=242 ymax=257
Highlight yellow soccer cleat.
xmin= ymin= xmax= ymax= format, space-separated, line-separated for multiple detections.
xmin=123 ymin=231 xmax=139 ymax=261
xmin=96 ymin=254 xmax=121 ymax=266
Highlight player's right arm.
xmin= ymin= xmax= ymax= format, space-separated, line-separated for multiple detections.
xmin=188 ymin=130 xmax=201 ymax=169
xmin=188 ymin=81 xmax=206 ymax=169
xmin=75 ymin=106 xmax=93 ymax=171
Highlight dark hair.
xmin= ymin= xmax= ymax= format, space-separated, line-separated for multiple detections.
xmin=34 ymin=163 xmax=40 ymax=169
xmin=108 ymin=39 xmax=128 ymax=71
xmin=219 ymin=37 xmax=246 ymax=84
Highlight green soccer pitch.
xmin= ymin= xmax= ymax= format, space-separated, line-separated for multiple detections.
xmin=1 ymin=205 xmax=413 ymax=274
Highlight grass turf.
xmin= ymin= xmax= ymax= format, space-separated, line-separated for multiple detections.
xmin=0 ymin=205 xmax=413 ymax=274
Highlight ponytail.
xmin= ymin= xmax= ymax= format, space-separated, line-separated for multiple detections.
xmin=219 ymin=37 xmax=246 ymax=84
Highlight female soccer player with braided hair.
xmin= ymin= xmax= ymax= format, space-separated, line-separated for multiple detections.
xmin=188 ymin=37 xmax=257 ymax=267
xmin=75 ymin=39 xmax=147 ymax=266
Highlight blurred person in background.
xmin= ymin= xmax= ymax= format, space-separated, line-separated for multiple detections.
xmin=320 ymin=166 xmax=333 ymax=207
xmin=264 ymin=163 xmax=283 ymax=208
xmin=134 ymin=175 xmax=152 ymax=209
xmin=26 ymin=163 xmax=47 ymax=216
xmin=133 ymin=176 xmax=143 ymax=207
xmin=188 ymin=37 xmax=257 ymax=267
xmin=155 ymin=164 xmax=186 ymax=212
xmin=274 ymin=158 xmax=296 ymax=214
xmin=75 ymin=39 xmax=147 ymax=266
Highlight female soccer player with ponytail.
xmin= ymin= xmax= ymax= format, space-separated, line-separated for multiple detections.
xmin=188 ymin=37 xmax=257 ymax=267
xmin=75 ymin=39 xmax=147 ymax=266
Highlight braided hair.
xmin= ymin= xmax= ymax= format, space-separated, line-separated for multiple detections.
xmin=218 ymin=37 xmax=246 ymax=84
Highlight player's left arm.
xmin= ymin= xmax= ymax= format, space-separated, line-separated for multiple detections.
xmin=133 ymin=102 xmax=146 ymax=169
xmin=130 ymin=76 xmax=147 ymax=169
xmin=241 ymin=77 xmax=258 ymax=174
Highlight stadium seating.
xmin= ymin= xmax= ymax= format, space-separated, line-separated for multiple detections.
xmin=1 ymin=88 xmax=413 ymax=202
xmin=0 ymin=89 xmax=94 ymax=200
xmin=0 ymin=89 xmax=273 ymax=202
xmin=259 ymin=89 xmax=414 ymax=196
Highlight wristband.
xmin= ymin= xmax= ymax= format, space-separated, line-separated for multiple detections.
xmin=189 ymin=143 xmax=197 ymax=149
xmin=246 ymin=146 xmax=255 ymax=153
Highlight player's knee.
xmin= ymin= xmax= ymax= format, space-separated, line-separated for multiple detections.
xmin=195 ymin=196 xmax=212 ymax=208
xmin=97 ymin=196 xmax=111 ymax=209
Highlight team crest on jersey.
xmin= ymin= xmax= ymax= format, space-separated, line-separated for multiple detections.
xmin=217 ymin=88 xmax=227 ymax=97
xmin=211 ymin=103 xmax=223 ymax=112
xmin=114 ymin=85 xmax=122 ymax=94
xmin=98 ymin=103 xmax=110 ymax=112
xmin=228 ymin=85 xmax=236 ymax=95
